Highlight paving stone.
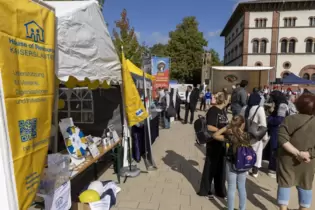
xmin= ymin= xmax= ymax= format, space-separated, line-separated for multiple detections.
xmin=158 ymin=203 xmax=180 ymax=210
xmin=138 ymin=202 xmax=159 ymax=210
xmin=118 ymin=201 xmax=139 ymax=209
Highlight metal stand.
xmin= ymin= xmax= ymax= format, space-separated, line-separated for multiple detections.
xmin=119 ymin=136 xmax=147 ymax=183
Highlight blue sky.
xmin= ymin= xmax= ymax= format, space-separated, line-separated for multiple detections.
xmin=103 ymin=0 xmax=244 ymax=59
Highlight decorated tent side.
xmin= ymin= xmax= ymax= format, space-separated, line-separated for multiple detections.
xmin=45 ymin=0 xmax=123 ymax=153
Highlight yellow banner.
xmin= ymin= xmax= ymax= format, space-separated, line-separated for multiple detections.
xmin=122 ymin=53 xmax=148 ymax=126
xmin=0 ymin=0 xmax=55 ymax=209
xmin=126 ymin=59 xmax=155 ymax=81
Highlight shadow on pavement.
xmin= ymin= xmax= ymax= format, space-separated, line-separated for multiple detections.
xmin=162 ymin=150 xmax=224 ymax=209
xmin=194 ymin=143 xmax=277 ymax=209
xmin=246 ymin=178 xmax=277 ymax=210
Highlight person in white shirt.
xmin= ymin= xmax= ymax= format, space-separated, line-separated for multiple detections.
xmin=240 ymin=92 xmax=268 ymax=178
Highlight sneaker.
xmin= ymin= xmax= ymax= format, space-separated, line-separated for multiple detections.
xmin=251 ymin=166 xmax=259 ymax=178
xmin=252 ymin=172 xmax=258 ymax=178
xmin=268 ymin=170 xmax=276 ymax=178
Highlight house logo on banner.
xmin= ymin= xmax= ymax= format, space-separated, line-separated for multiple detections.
xmin=24 ymin=21 xmax=45 ymax=43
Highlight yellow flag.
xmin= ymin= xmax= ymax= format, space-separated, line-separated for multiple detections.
xmin=122 ymin=52 xmax=148 ymax=126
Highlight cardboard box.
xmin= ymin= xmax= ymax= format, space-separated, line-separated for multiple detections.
xmin=71 ymin=202 xmax=90 ymax=210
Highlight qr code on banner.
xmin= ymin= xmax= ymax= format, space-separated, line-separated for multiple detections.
xmin=18 ymin=118 xmax=37 ymax=142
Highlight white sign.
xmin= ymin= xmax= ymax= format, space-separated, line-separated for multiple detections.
xmin=88 ymin=143 xmax=100 ymax=158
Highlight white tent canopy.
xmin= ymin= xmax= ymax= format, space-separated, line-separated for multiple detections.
xmin=210 ymin=66 xmax=273 ymax=93
xmin=211 ymin=66 xmax=273 ymax=71
xmin=46 ymin=0 xmax=122 ymax=84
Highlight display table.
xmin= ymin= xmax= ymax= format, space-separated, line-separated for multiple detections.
xmin=70 ymin=139 xmax=122 ymax=182
xmin=32 ymin=140 xmax=122 ymax=209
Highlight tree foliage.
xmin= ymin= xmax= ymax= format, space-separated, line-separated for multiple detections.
xmin=167 ymin=16 xmax=208 ymax=81
xmin=208 ymin=49 xmax=223 ymax=66
xmin=150 ymin=44 xmax=168 ymax=57
xmin=112 ymin=9 xmax=143 ymax=67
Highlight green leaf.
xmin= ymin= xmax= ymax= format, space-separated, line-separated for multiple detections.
xmin=167 ymin=16 xmax=208 ymax=81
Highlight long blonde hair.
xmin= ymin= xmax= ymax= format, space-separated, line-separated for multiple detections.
xmin=229 ymin=115 xmax=247 ymax=144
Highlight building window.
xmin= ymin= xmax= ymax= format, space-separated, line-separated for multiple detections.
xmin=255 ymin=18 xmax=267 ymax=28
xmin=303 ymin=73 xmax=310 ymax=80
xmin=255 ymin=62 xmax=262 ymax=66
xmin=232 ymin=33 xmax=235 ymax=39
xmin=240 ymin=22 xmax=244 ymax=28
xmin=231 ymin=49 xmax=235 ymax=59
xmin=235 ymin=46 xmax=238 ymax=56
xmin=262 ymin=18 xmax=267 ymax=27
xmin=288 ymin=39 xmax=296 ymax=53
xmin=252 ymin=39 xmax=259 ymax=53
xmin=312 ymin=73 xmax=315 ymax=81
xmin=284 ymin=17 xmax=296 ymax=27
xmin=283 ymin=62 xmax=291 ymax=69
xmin=227 ymin=52 xmax=230 ymax=61
xmin=59 ymin=88 xmax=94 ymax=124
xmin=309 ymin=17 xmax=315 ymax=26
xmin=236 ymin=28 xmax=239 ymax=34
xmin=306 ymin=39 xmax=313 ymax=53
xmin=260 ymin=40 xmax=267 ymax=53
xmin=281 ymin=39 xmax=288 ymax=53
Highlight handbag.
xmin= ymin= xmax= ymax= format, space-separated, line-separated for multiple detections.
xmin=246 ymin=106 xmax=268 ymax=140
xmin=166 ymin=106 xmax=176 ymax=118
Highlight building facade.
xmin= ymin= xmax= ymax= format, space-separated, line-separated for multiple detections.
xmin=220 ymin=0 xmax=315 ymax=82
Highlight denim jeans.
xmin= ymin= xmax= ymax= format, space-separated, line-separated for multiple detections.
xmin=163 ymin=111 xmax=170 ymax=129
xmin=226 ymin=162 xmax=247 ymax=210
xmin=278 ymin=186 xmax=312 ymax=208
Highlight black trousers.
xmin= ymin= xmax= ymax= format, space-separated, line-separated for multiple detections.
xmin=200 ymin=98 xmax=206 ymax=111
xmin=198 ymin=142 xmax=227 ymax=197
xmin=175 ymin=103 xmax=181 ymax=120
xmin=184 ymin=103 xmax=195 ymax=123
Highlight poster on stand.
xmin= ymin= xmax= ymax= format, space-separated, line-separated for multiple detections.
xmin=0 ymin=1 xmax=55 ymax=209
xmin=151 ymin=56 xmax=170 ymax=98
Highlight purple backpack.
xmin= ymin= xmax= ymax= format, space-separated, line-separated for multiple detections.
xmin=231 ymin=145 xmax=257 ymax=172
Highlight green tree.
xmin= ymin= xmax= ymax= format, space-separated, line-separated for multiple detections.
xmin=167 ymin=16 xmax=207 ymax=81
xmin=112 ymin=9 xmax=143 ymax=67
xmin=208 ymin=49 xmax=223 ymax=66
xmin=150 ymin=43 xmax=168 ymax=57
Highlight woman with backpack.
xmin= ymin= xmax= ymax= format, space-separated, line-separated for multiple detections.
xmin=213 ymin=115 xmax=252 ymax=210
xmin=240 ymin=92 xmax=268 ymax=178
xmin=197 ymin=94 xmax=228 ymax=200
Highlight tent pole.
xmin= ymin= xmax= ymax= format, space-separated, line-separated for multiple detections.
xmin=142 ymin=66 xmax=157 ymax=170
xmin=53 ymin=82 xmax=59 ymax=153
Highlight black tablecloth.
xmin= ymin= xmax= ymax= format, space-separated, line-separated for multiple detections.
xmin=131 ymin=115 xmax=160 ymax=162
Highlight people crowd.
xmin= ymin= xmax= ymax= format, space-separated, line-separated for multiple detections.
xmin=157 ymin=82 xmax=315 ymax=210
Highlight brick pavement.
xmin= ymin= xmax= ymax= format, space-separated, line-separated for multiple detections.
xmin=100 ymin=111 xmax=314 ymax=210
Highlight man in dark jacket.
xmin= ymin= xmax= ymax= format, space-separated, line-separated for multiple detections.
xmin=231 ymin=80 xmax=248 ymax=116
xmin=184 ymin=85 xmax=199 ymax=124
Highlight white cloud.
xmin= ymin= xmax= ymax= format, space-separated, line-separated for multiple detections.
xmin=135 ymin=31 xmax=141 ymax=40
xmin=207 ymin=30 xmax=221 ymax=38
xmin=148 ymin=32 xmax=169 ymax=45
